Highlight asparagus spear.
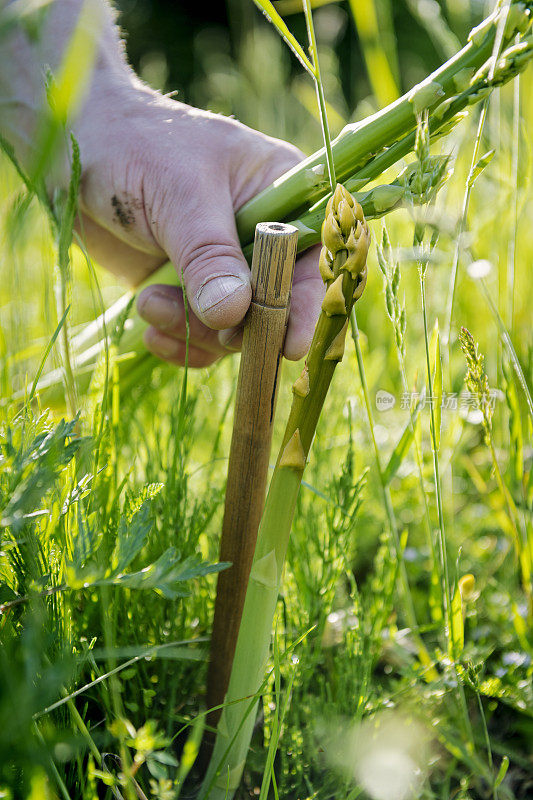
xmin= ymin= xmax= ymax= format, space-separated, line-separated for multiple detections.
xmin=33 ymin=8 xmax=533 ymax=406
xmin=235 ymin=2 xmax=532 ymax=240
xmin=199 ymin=184 xmax=370 ymax=800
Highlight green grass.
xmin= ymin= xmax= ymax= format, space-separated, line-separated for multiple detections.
xmin=1 ymin=2 xmax=533 ymax=799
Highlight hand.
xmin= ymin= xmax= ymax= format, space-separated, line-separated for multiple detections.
xmin=75 ymin=81 xmax=323 ymax=367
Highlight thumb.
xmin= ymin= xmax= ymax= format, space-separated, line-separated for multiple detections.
xmin=158 ymin=187 xmax=252 ymax=330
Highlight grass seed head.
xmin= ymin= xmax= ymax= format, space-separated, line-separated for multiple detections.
xmin=459 ymin=326 xmax=494 ymax=438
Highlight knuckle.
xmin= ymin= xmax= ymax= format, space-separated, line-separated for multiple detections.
xmin=182 ymin=240 xmax=245 ymax=279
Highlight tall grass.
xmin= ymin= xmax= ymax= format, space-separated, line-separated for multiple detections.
xmin=1 ymin=1 xmax=532 ymax=799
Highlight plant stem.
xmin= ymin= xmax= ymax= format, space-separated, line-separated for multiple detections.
xmin=443 ymin=99 xmax=489 ymax=347
xmin=302 ymin=0 xmax=336 ymax=191
xmin=33 ymin=721 xmax=73 ymax=800
xmin=477 ymin=277 xmax=533 ymax=419
xmin=395 ymin=353 xmax=438 ymax=593
xmin=421 ymin=273 xmax=475 ymax=745
xmin=349 ymin=309 xmax=438 ymax=680
xmin=508 ymin=69 xmax=520 ymax=332
xmin=420 ymin=273 xmax=452 ymax=641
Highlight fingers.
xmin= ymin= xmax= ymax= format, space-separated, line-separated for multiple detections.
xmin=155 ymin=181 xmax=252 ymax=332
xmin=143 ymin=330 xmax=221 ymax=368
xmin=139 ymin=243 xmax=323 ymax=367
xmin=137 ymin=284 xmax=228 ymax=365
xmin=226 ymin=132 xmax=322 ymax=361
xmin=217 ymin=246 xmax=324 ymax=362
xmin=218 ymin=326 xmax=244 ymax=352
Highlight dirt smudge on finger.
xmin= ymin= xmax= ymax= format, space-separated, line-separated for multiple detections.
xmin=111 ymin=195 xmax=135 ymax=229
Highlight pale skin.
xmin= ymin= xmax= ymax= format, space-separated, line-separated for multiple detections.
xmin=0 ymin=0 xmax=323 ymax=367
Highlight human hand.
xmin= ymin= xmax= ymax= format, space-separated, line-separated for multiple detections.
xmin=75 ymin=81 xmax=323 ymax=368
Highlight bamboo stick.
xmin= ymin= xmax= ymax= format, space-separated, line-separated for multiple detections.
xmin=206 ymin=222 xmax=298 ymax=727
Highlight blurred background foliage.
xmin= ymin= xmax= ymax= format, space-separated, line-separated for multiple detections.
xmin=117 ymin=0 xmax=469 ymax=145
xmin=1 ymin=1 xmax=533 ymax=798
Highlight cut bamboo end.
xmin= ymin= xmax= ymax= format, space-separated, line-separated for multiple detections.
xmin=251 ymin=222 xmax=299 ymax=307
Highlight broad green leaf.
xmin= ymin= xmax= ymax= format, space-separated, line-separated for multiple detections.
xmin=109 ymin=502 xmax=153 ymax=576
xmin=1 ymin=416 xmax=84 ymax=529
xmin=103 ymin=548 xmax=230 ymax=599
xmin=71 ymin=503 xmax=99 ymax=569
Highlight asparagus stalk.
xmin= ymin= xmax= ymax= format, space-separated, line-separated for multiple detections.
xmin=235 ymin=1 xmax=532 ymax=241
xmin=33 ymin=11 xmax=532 ymax=406
xmin=199 ymin=184 xmax=370 ymax=800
